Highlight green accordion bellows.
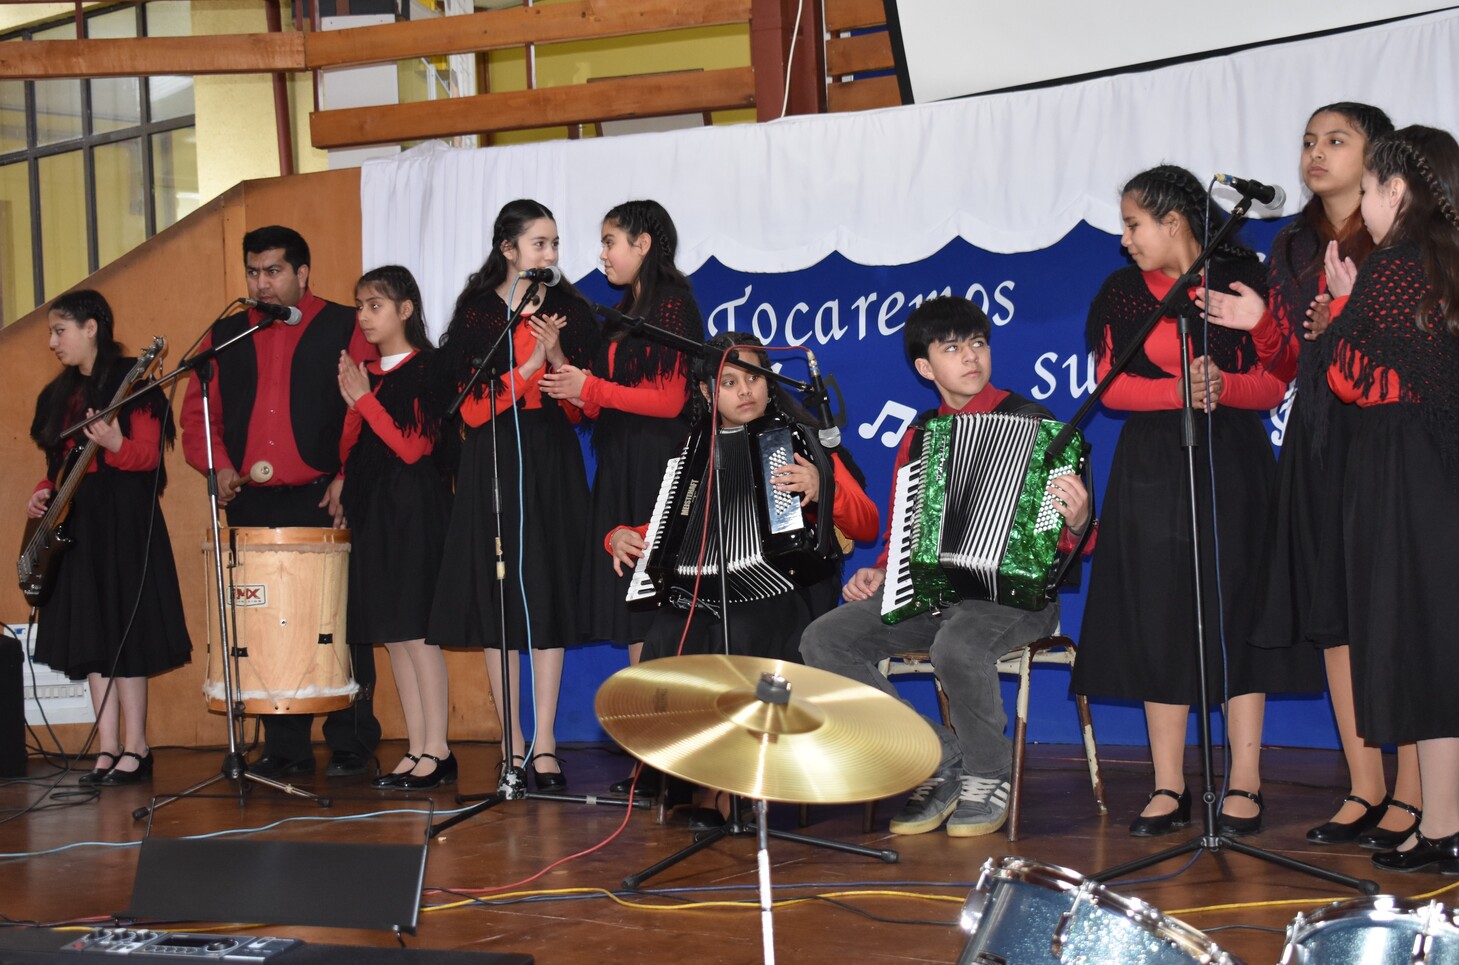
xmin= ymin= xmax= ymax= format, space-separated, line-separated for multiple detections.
xmin=881 ymin=412 xmax=1085 ymax=624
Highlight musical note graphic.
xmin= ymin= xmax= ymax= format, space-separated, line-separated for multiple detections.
xmin=858 ymin=400 xmax=917 ymax=448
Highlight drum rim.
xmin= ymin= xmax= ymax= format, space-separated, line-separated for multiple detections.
xmin=205 ymin=526 xmax=352 ymax=545
xmin=1290 ymin=895 xmax=1458 ymax=933
xmin=981 ymin=856 xmax=1240 ymax=961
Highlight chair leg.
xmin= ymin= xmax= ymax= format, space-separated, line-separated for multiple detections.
xmin=1075 ymin=693 xmax=1107 ymax=814
xmin=798 ymin=804 xmax=809 ymax=828
xmin=1006 ymin=650 xmax=1034 ymax=842
xmin=863 ymin=800 xmax=876 ymax=834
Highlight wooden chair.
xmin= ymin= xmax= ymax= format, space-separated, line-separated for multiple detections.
xmin=871 ymin=634 xmax=1107 ymax=841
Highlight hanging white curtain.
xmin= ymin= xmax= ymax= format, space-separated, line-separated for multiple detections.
xmin=360 ymin=9 xmax=1459 ymax=342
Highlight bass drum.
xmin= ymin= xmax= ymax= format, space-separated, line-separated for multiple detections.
xmin=202 ymin=527 xmax=356 ymax=715
xmin=1282 ymin=896 xmax=1459 ymax=964
xmin=957 ymin=856 xmax=1244 ymax=964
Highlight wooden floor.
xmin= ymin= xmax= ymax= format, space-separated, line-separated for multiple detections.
xmin=0 ymin=741 xmax=1452 ymax=964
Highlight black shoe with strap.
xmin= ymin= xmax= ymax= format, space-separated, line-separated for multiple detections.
xmin=1129 ymin=787 xmax=1190 ymax=837
xmin=1371 ymin=830 xmax=1459 ymax=874
xmin=371 ymin=754 xmax=419 ymax=789
xmin=79 ymin=749 xmax=122 ymax=787
xmin=1216 ymin=789 xmax=1264 ymax=837
xmin=395 ymin=752 xmax=457 ymax=791
xmin=1358 ymin=799 xmax=1422 ymax=851
xmin=1307 ymin=793 xmax=1389 ymax=845
xmin=99 ymin=751 xmax=153 ymax=786
xmin=528 ymin=754 xmax=566 ymax=793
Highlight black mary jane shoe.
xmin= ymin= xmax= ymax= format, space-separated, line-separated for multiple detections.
xmin=1307 ymin=794 xmax=1389 ymax=845
xmin=529 ymin=754 xmax=566 ymax=793
xmin=395 ymin=752 xmax=457 ymax=791
xmin=1216 ymin=789 xmax=1264 ymax=837
xmin=371 ymin=755 xmax=420 ymax=789
xmin=1371 ymin=830 xmax=1459 ymax=874
xmin=1129 ymin=788 xmax=1191 ymax=837
xmin=79 ymin=750 xmax=122 ymax=787
xmin=1358 ymin=800 xmax=1423 ymax=851
xmin=99 ymin=751 xmax=154 ymax=786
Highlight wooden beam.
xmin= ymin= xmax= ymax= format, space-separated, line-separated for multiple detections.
xmin=824 ymin=0 xmax=887 ymax=33
xmin=305 ymin=0 xmax=752 ymax=70
xmin=0 ymin=33 xmax=304 ymax=79
xmin=826 ymin=74 xmax=899 ymax=113
xmin=309 ymin=67 xmax=756 ymax=149
xmin=826 ymin=30 xmax=892 ymax=78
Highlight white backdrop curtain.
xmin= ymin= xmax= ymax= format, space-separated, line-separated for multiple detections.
xmin=360 ymin=9 xmax=1459 ymax=342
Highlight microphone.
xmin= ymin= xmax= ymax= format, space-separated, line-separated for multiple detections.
xmin=805 ymin=350 xmax=841 ymax=449
xmin=242 ymin=298 xmax=302 ymax=326
xmin=1213 ymin=173 xmax=1286 ymax=207
xmin=517 ymin=266 xmax=562 ymax=286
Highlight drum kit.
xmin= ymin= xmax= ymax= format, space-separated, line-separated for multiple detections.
xmin=599 ymin=654 xmax=1458 ymax=965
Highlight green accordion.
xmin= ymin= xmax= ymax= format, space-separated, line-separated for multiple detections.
xmin=880 ymin=412 xmax=1085 ymax=623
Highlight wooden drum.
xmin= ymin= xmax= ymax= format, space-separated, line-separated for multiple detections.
xmin=202 ymin=527 xmax=356 ymax=715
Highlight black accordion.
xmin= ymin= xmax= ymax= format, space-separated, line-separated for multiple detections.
xmin=625 ymin=414 xmax=838 ymax=614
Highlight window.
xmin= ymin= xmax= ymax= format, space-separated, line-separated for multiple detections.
xmin=0 ymin=3 xmax=198 ymax=326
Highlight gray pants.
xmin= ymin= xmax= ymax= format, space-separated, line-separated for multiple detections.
xmin=799 ymin=596 xmax=1061 ymax=778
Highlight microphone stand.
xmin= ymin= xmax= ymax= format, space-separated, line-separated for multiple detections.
xmin=61 ymin=306 xmax=334 ymax=821
xmin=430 ymin=281 xmax=649 ymax=839
xmin=595 ymin=309 xmax=898 ymax=890
xmin=1050 ymin=192 xmax=1375 ymax=895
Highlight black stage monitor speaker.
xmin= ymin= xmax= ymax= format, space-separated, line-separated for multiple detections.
xmin=125 ymin=837 xmax=428 ymax=934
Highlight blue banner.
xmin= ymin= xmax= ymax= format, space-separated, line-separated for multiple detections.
xmin=549 ymin=220 xmax=1333 ymax=750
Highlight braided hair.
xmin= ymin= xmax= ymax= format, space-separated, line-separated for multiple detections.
xmin=603 ymin=199 xmax=692 ymax=336
xmin=1367 ymin=125 xmax=1459 ymax=338
xmin=356 ymin=265 xmax=432 ymax=352
xmin=1121 ymin=164 xmax=1259 ymax=264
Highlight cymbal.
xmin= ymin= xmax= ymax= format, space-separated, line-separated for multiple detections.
xmin=595 ymin=654 xmax=941 ymax=804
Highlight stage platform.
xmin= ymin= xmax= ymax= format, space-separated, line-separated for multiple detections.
xmin=0 ymin=741 xmax=1444 ymax=963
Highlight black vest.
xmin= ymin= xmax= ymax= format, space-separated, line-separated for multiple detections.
xmin=213 ymin=299 xmax=357 ymax=475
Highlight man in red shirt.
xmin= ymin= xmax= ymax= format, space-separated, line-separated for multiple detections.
xmin=801 ymin=297 xmax=1093 ymax=838
xmin=182 ymin=226 xmax=380 ymax=780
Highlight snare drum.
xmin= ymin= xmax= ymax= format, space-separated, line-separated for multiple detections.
xmin=957 ymin=857 xmax=1244 ymax=964
xmin=203 ymin=527 xmax=357 ymax=715
xmin=1282 ymin=896 xmax=1459 ymax=964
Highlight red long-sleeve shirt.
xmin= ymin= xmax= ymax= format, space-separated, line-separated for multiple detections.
xmin=338 ymin=353 xmax=435 ymax=467
xmin=1324 ymin=294 xmax=1404 ymax=405
xmin=34 ymin=410 xmax=162 ymax=493
xmin=181 ymin=290 xmax=375 ymax=484
xmin=1098 ymin=271 xmax=1288 ymax=412
xmin=578 ymin=342 xmax=687 ymax=421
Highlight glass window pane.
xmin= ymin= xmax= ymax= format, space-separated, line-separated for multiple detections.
xmin=37 ymin=150 xmax=86 ymax=299
xmin=145 ymin=2 xmax=192 ymax=38
xmin=151 ymin=127 xmax=198 ymax=231
xmin=0 ymin=78 xmax=25 ymax=155
xmin=33 ymin=23 xmax=81 ymax=147
xmin=95 ymin=139 xmax=145 ymax=266
xmin=88 ymin=10 xmax=141 ymax=135
xmin=0 ymin=161 xmax=35 ymax=326
xmin=149 ymin=76 xmax=194 ymax=123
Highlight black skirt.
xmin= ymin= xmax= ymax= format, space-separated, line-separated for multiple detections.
xmin=1073 ymin=408 xmax=1322 ymax=704
xmin=347 ymin=460 xmax=452 ymax=646
xmin=428 ymin=405 xmax=590 ymax=651
xmin=582 ymin=408 xmax=690 ymax=644
xmin=33 ymin=472 xmax=192 ymax=681
xmin=1248 ymin=395 xmax=1357 ymax=650
xmin=1343 ymin=404 xmax=1459 ymax=744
